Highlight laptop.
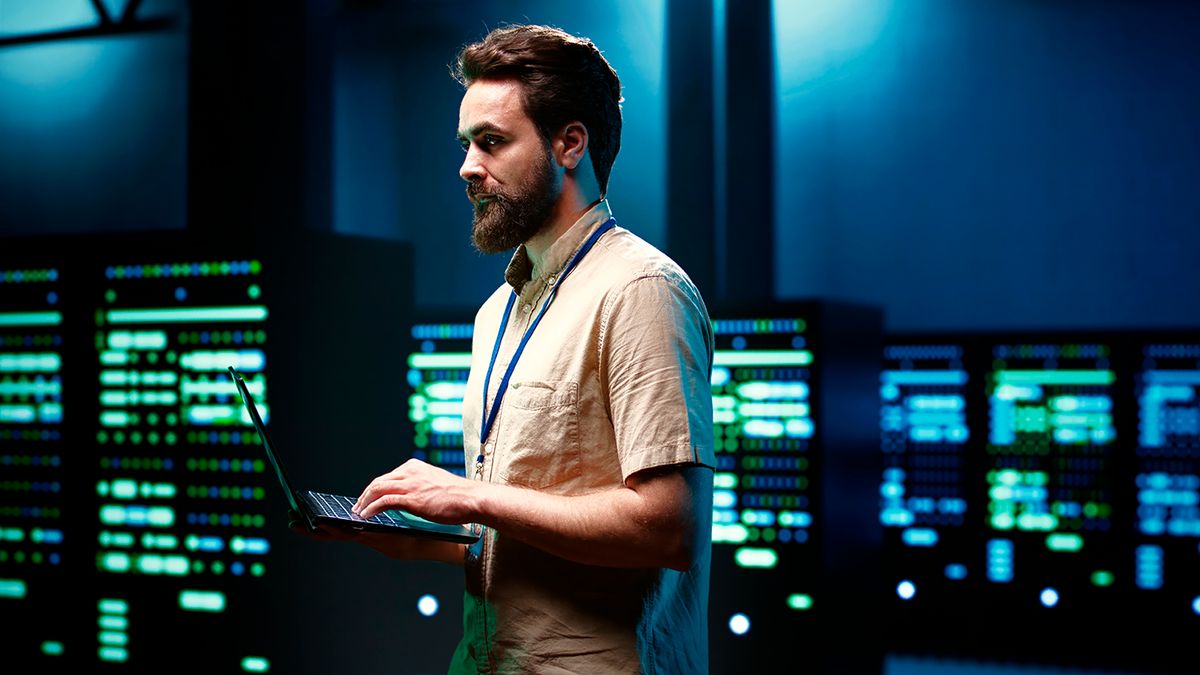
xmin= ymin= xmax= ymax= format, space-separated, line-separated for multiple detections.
xmin=228 ymin=366 xmax=479 ymax=544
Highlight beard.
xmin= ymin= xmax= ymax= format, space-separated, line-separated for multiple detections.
xmin=468 ymin=151 xmax=558 ymax=254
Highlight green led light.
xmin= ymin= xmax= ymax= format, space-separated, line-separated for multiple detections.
xmin=41 ymin=641 xmax=64 ymax=656
xmin=734 ymin=547 xmax=778 ymax=568
xmin=99 ymin=552 xmax=131 ymax=573
xmin=0 ymin=353 xmax=61 ymax=372
xmin=705 ymin=470 xmax=734 ymax=485
xmin=250 ymin=563 xmax=265 ymax=577
xmin=99 ymin=506 xmax=125 ymax=526
xmin=107 ymin=330 xmax=168 ymax=351
xmin=98 ymin=631 xmax=128 ymax=646
xmin=408 ymin=353 xmax=472 ymax=369
xmin=738 ymin=402 xmax=809 ymax=417
xmin=180 ymin=590 xmax=226 ymax=612
xmin=995 ymin=370 xmax=1115 ymax=386
xmin=98 ymin=646 xmax=128 ymax=663
xmin=787 ymin=594 xmax=813 ymax=611
xmin=112 ymin=480 xmax=137 ymax=500
xmin=714 ymin=350 xmax=812 ymax=367
xmin=0 ymin=578 xmax=27 ymax=598
xmin=0 ymin=312 xmax=62 ymax=327
xmin=1046 ymin=533 xmax=1084 ymax=552
xmin=242 ymin=656 xmax=270 ymax=672
xmin=100 ymin=411 xmax=131 ymax=428
xmin=98 ymin=599 xmax=128 ymax=614
xmin=99 ymin=615 xmax=129 ymax=630
xmin=107 ymin=306 xmax=268 ymax=324
xmin=1091 ymin=570 xmax=1114 ymax=587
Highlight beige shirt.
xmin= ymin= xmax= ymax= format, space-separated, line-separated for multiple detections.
xmin=449 ymin=201 xmax=715 ymax=674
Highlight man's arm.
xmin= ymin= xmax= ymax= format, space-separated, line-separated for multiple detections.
xmin=352 ymin=458 xmax=713 ymax=571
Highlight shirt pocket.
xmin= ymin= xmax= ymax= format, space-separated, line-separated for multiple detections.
xmin=497 ymin=380 xmax=580 ymax=489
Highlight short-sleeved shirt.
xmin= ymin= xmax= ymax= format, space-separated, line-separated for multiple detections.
xmin=449 ymin=200 xmax=715 ymax=674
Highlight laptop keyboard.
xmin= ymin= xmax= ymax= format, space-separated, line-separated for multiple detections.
xmin=306 ymin=491 xmax=407 ymax=525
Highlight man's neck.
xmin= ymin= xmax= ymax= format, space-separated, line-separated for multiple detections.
xmin=524 ymin=192 xmax=601 ymax=276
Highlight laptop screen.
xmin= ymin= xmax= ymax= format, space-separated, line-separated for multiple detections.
xmin=228 ymin=367 xmax=306 ymax=518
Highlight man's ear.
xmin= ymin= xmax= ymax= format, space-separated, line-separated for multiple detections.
xmin=555 ymin=121 xmax=589 ymax=170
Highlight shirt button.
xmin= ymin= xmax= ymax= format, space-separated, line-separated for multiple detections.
xmin=522 ymin=304 xmax=532 ymax=313
xmin=546 ymin=275 xmax=556 ymax=286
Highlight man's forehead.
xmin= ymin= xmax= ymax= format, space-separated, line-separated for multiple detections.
xmin=457 ymin=79 xmax=528 ymax=135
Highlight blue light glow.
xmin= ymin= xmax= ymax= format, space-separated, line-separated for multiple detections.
xmin=417 ymin=594 xmax=439 ymax=617
xmin=1040 ymin=588 xmax=1059 ymax=608
xmin=901 ymin=528 xmax=938 ymax=547
xmin=945 ymin=564 xmax=967 ymax=580
xmin=987 ymin=539 xmax=1014 ymax=583
xmin=1136 ymin=545 xmax=1164 ymax=590
xmin=728 ymin=613 xmax=750 ymax=635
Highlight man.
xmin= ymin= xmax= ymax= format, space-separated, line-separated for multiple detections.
xmin=332 ymin=24 xmax=714 ymax=673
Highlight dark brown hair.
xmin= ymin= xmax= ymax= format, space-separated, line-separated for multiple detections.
xmin=453 ymin=24 xmax=623 ymax=196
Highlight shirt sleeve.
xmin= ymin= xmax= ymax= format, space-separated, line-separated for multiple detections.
xmin=598 ymin=273 xmax=715 ymax=482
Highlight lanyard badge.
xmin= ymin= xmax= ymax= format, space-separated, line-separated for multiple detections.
xmin=475 ymin=218 xmax=616 ymax=478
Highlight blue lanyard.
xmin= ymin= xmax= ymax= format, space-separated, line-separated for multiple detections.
xmin=477 ymin=218 xmax=616 ymax=465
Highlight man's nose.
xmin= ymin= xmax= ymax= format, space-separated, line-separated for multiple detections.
xmin=460 ymin=145 xmax=486 ymax=183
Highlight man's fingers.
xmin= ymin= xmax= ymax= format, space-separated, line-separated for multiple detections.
xmin=354 ymin=471 xmax=409 ymax=513
xmin=358 ymin=491 xmax=405 ymax=520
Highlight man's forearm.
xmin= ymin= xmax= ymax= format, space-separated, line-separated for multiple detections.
xmin=352 ymin=460 xmax=710 ymax=571
xmin=469 ymin=470 xmax=704 ymax=571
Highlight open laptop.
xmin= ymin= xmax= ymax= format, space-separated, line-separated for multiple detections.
xmin=228 ymin=366 xmax=479 ymax=544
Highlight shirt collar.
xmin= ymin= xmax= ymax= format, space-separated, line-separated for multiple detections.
xmin=503 ymin=199 xmax=613 ymax=295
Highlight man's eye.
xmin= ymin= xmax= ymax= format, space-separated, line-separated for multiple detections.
xmin=483 ymin=134 xmax=502 ymax=146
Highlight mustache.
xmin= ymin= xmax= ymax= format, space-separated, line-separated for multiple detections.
xmin=466 ymin=183 xmax=508 ymax=205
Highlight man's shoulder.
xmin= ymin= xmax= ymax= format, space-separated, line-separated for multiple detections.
xmin=593 ymin=226 xmax=696 ymax=291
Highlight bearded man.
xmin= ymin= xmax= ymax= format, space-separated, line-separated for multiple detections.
xmin=339 ymin=24 xmax=714 ymax=674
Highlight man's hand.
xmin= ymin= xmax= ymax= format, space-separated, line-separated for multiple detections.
xmin=352 ymin=458 xmax=480 ymax=523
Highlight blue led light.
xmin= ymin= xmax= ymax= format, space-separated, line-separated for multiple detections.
xmin=896 ymin=580 xmax=916 ymax=600
xmin=1040 ymin=588 xmax=1059 ymax=608
xmin=728 ymin=613 xmax=750 ymax=636
xmin=418 ymin=594 xmax=439 ymax=617
xmin=945 ymin=564 xmax=967 ymax=580
xmin=1193 ymin=597 xmax=1200 ymax=616
xmin=987 ymin=539 xmax=1014 ymax=583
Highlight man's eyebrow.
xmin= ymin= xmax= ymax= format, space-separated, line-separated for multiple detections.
xmin=456 ymin=121 xmax=505 ymax=141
